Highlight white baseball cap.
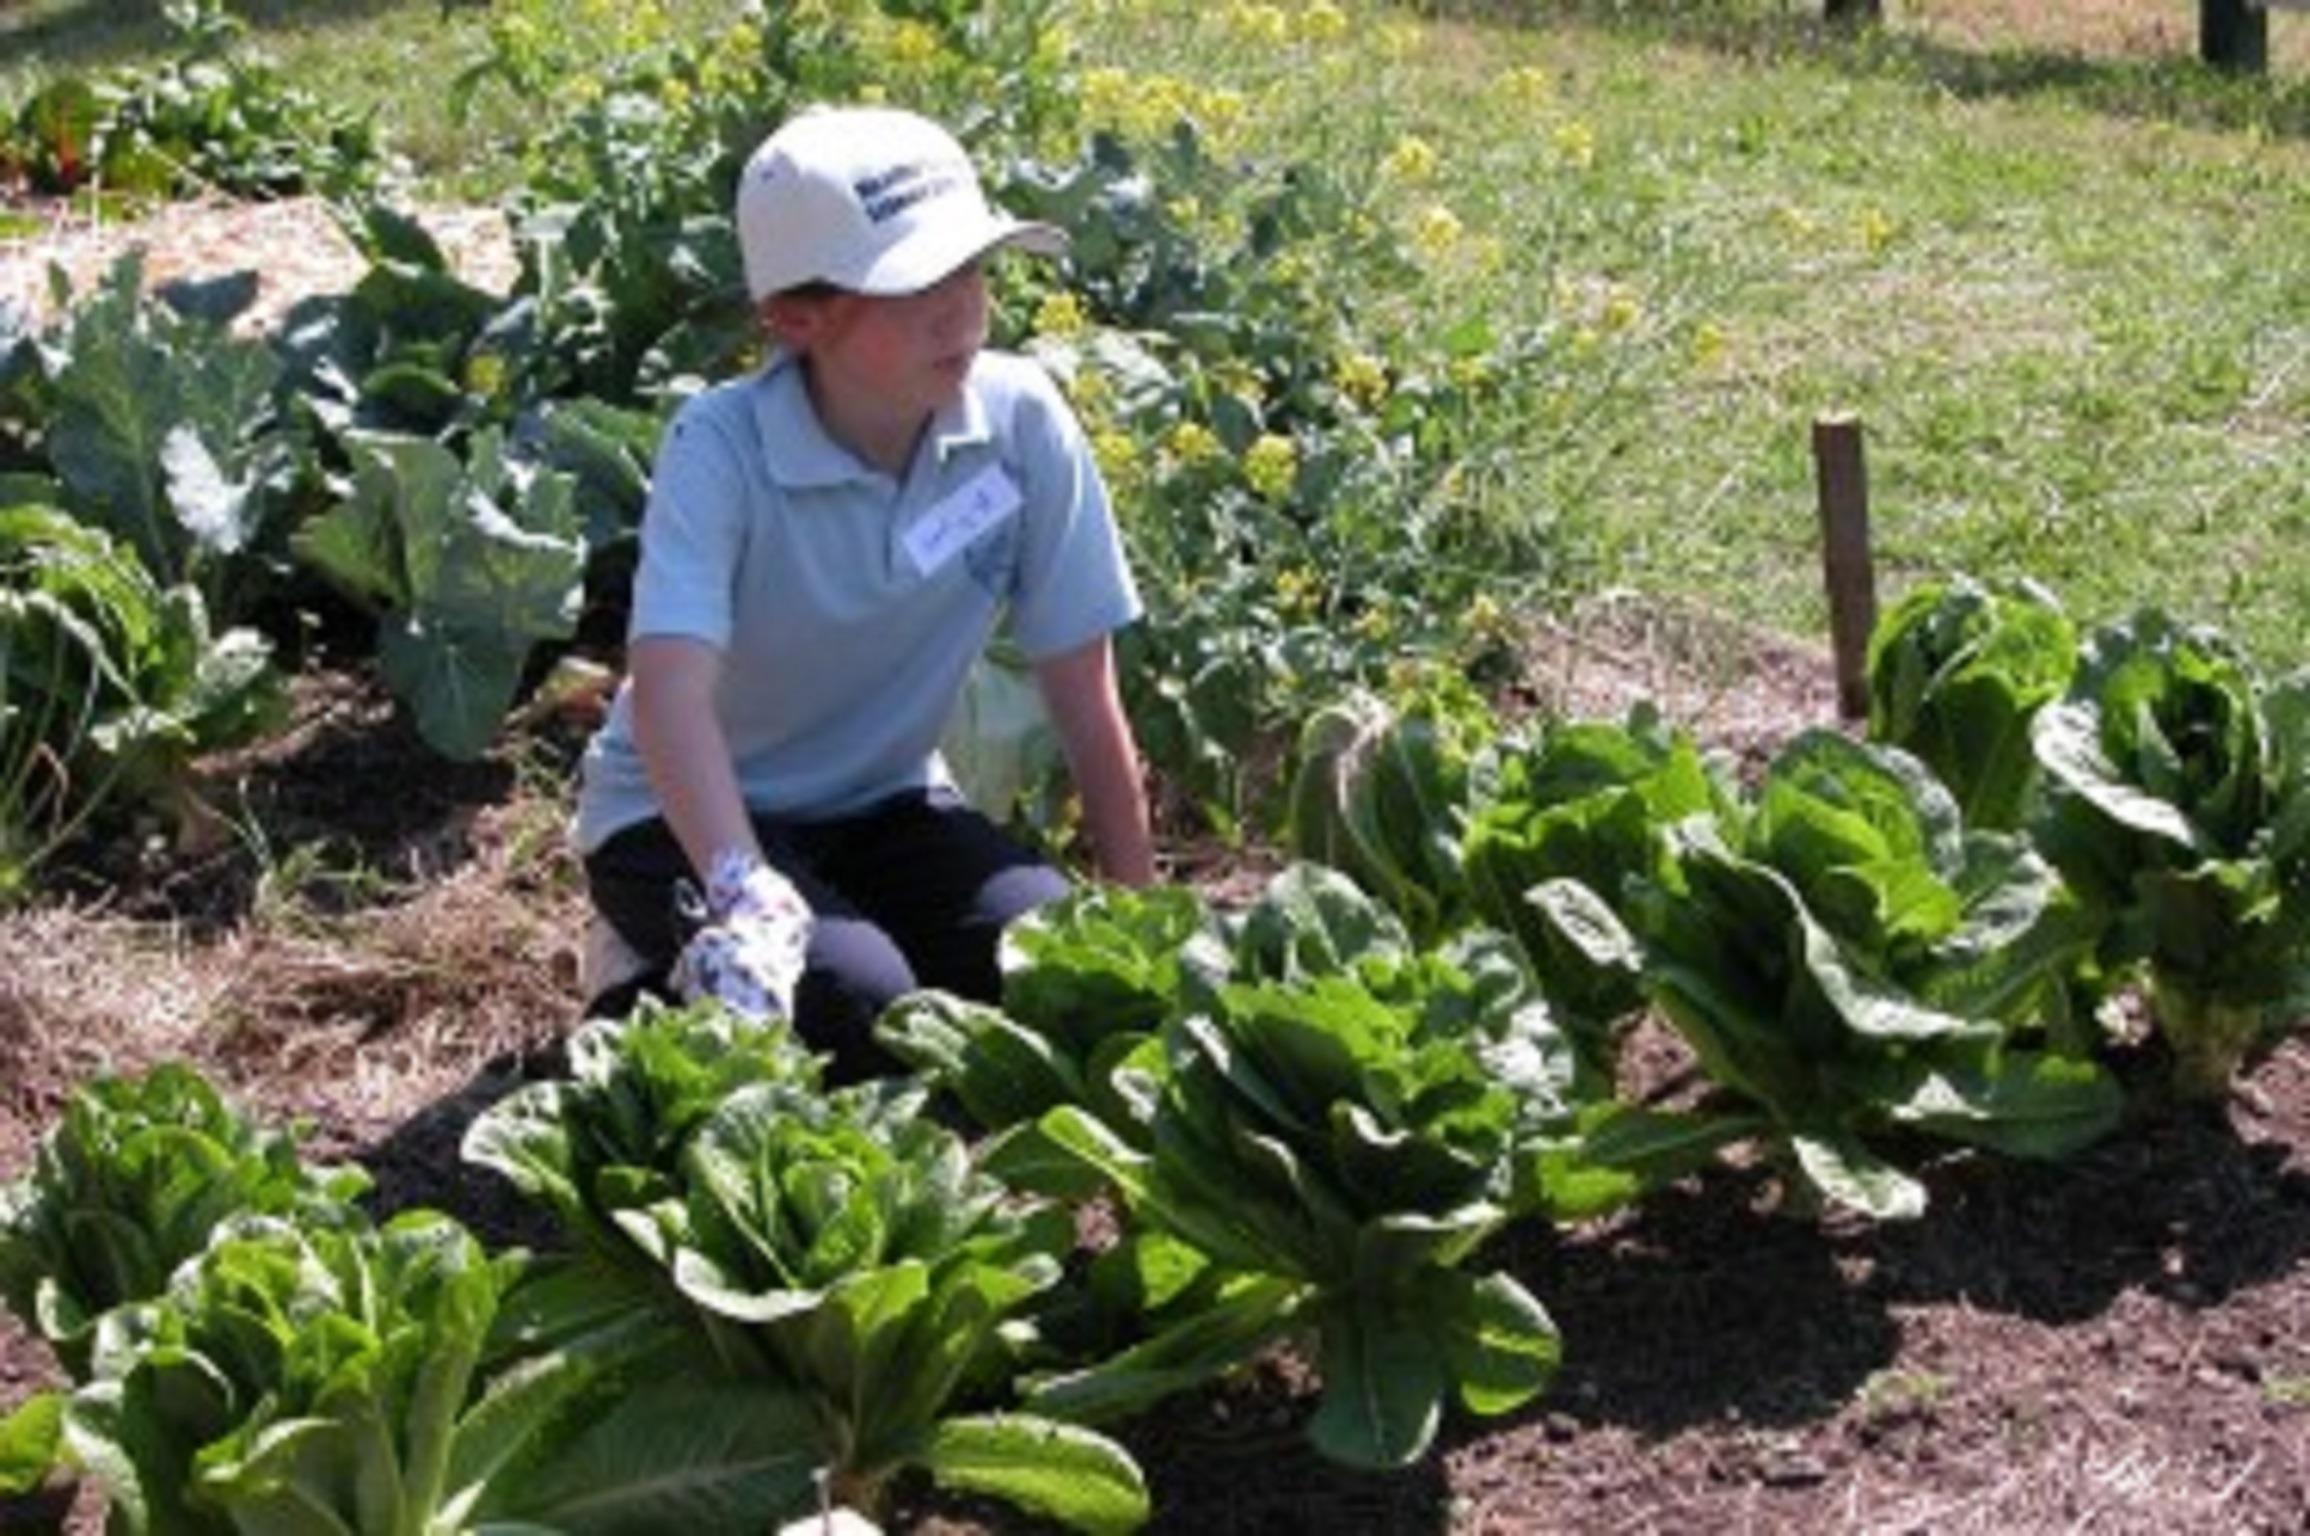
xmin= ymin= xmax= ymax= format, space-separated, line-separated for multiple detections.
xmin=735 ymin=106 xmax=1065 ymax=301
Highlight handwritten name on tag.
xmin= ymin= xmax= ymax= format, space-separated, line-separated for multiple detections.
xmin=903 ymin=464 xmax=1023 ymax=578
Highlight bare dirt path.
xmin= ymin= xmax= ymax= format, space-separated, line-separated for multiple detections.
xmin=0 ymin=193 xmax=515 ymax=331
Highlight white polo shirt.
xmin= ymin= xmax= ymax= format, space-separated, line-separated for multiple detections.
xmin=573 ymin=348 xmax=1140 ymax=852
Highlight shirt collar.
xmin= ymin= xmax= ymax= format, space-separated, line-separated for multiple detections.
xmin=753 ymin=352 xmax=994 ymax=492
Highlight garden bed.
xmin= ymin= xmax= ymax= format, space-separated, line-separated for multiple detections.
xmin=2 ymin=603 xmax=2304 ymax=1534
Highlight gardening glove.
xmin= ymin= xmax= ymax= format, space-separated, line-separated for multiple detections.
xmin=671 ymin=847 xmax=813 ymax=1022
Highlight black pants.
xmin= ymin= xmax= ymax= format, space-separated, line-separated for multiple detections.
xmin=583 ymin=787 xmax=1068 ymax=1080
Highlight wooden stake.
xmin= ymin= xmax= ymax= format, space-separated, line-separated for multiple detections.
xmin=1813 ymin=414 xmax=1875 ymax=722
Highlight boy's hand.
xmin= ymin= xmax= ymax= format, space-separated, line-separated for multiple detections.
xmin=672 ymin=849 xmax=813 ymax=1021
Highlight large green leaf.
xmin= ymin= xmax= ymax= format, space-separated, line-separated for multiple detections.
xmin=295 ymin=430 xmax=584 ymax=760
xmin=1424 ymin=1268 xmax=1561 ymax=1417
xmin=1023 ymin=1274 xmax=1304 ymax=1427
xmin=1305 ymin=1291 xmax=1448 ymax=1470
xmin=476 ymin=1377 xmax=822 ymax=1535
xmin=921 ymin=1415 xmax=1149 ymax=1536
xmin=872 ymin=990 xmax=1085 ymax=1131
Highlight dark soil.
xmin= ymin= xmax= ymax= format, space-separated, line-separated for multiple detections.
xmin=4 ymin=651 xmax=2309 ymax=1536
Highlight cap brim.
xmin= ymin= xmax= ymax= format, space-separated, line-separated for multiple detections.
xmin=849 ymin=212 xmax=1067 ymax=296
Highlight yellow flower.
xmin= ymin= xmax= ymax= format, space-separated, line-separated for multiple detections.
xmin=1082 ymin=66 xmax=1133 ymax=129
xmin=1379 ymin=21 xmax=1422 ymax=59
xmin=1381 ymin=134 xmax=1439 ymax=183
xmin=1034 ymin=290 xmax=1089 ymax=339
xmin=1353 ymin=605 xmax=1395 ymax=641
xmin=1333 ymin=351 xmax=1389 ymax=410
xmin=658 ymin=76 xmax=692 ymax=114
xmin=1298 ymin=2 xmax=1348 ymax=43
xmin=1552 ymin=119 xmax=1596 ymax=169
xmin=1167 ymin=420 xmax=1223 ymax=466
xmin=1601 ymin=287 xmax=1642 ymax=333
xmin=886 ymin=19 xmax=942 ymax=70
xmin=1491 ymin=64 xmax=1551 ymax=108
xmin=1412 ymin=202 xmax=1463 ymax=260
xmin=1275 ymin=564 xmax=1323 ymax=618
xmin=1448 ymin=355 xmax=1490 ymax=391
xmin=1243 ymin=434 xmax=1298 ymax=501
xmin=1226 ymin=2 xmax=1292 ymax=46
xmin=1857 ymin=205 xmax=1896 ymax=254
xmin=1066 ymin=365 xmax=1112 ymax=421
xmin=463 ymin=352 xmax=508 ymax=398
xmin=1690 ymin=321 xmax=1730 ymax=369
xmin=1092 ymin=429 xmax=1141 ymax=483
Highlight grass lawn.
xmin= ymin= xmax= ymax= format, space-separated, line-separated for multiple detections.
xmin=5 ymin=0 xmax=2308 ymax=663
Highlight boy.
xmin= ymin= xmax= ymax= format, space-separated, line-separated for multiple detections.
xmin=573 ymin=105 xmax=1154 ymax=1074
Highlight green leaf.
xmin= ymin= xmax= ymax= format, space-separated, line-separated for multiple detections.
xmin=298 ymin=430 xmax=585 ymax=760
xmin=0 ymin=1390 xmax=64 ymax=1496
xmin=922 ymin=1414 xmax=1149 ymax=1536
xmin=1425 ymin=1269 xmax=1561 ymax=1417
xmin=1305 ymin=1291 xmax=1448 ymax=1469
xmin=476 ymin=1377 xmax=823 ymax=1535
xmin=872 ymin=990 xmax=1084 ymax=1130
xmin=1789 ymin=1131 xmax=1925 ymax=1222
xmin=1024 ymin=1274 xmax=1304 ymax=1426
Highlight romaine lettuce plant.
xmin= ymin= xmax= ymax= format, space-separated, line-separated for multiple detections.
xmin=1461 ymin=705 xmax=1733 ymax=1071
xmin=64 ymin=1210 xmax=698 ymax=1536
xmin=876 ymin=883 xmax=1220 ymax=1134
xmin=1866 ymin=573 xmax=2077 ymax=831
xmin=1024 ymin=866 xmax=1567 ymax=1471
xmin=1286 ymin=684 xmax=1496 ymax=945
xmin=0 ymin=1062 xmax=368 ymax=1380
xmin=2031 ymin=609 xmax=2310 ymax=1098
xmin=0 ymin=504 xmax=286 ymax=898
xmin=1626 ymin=732 xmax=2120 ymax=1219
xmin=466 ymin=1002 xmax=1149 ymax=1533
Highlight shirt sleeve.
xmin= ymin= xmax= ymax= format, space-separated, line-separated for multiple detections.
xmin=627 ymin=396 xmax=750 ymax=651
xmin=1007 ymin=372 xmax=1143 ymax=661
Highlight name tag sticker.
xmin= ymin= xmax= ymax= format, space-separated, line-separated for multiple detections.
xmin=903 ymin=464 xmax=1023 ymax=577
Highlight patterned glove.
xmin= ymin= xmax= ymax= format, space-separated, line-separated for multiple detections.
xmin=670 ymin=847 xmax=813 ymax=1021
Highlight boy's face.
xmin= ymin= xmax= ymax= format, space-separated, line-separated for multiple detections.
xmin=780 ymin=262 xmax=991 ymax=423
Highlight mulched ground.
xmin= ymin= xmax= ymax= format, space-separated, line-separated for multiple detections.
xmin=2 ymin=611 xmax=2305 ymax=1536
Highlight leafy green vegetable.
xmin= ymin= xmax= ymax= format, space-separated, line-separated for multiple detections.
xmin=467 ymin=1004 xmax=1148 ymax=1532
xmin=293 ymin=428 xmax=586 ymax=759
xmin=0 ymin=1390 xmax=64 ymax=1497
xmin=1024 ymin=865 xmax=1566 ymax=1470
xmin=1462 ymin=705 xmax=1731 ymax=1064
xmin=0 ymin=1062 xmax=368 ymax=1380
xmin=2031 ymin=609 xmax=2310 ymax=1097
xmin=463 ymin=997 xmax=823 ymax=1263
xmin=1866 ymin=574 xmax=2077 ymax=831
xmin=35 ymin=252 xmax=289 ymax=616
xmin=0 ymin=504 xmax=285 ymax=899
xmin=1627 ymin=734 xmax=2120 ymax=1218
xmin=877 ymin=884 xmax=1221 ymax=1133
xmin=1286 ymin=684 xmax=1494 ymax=944
xmin=65 ymin=1210 xmax=678 ymax=1536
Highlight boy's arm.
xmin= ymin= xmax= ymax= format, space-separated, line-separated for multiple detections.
xmin=628 ymin=635 xmax=759 ymax=874
xmin=1034 ymin=633 xmax=1157 ymax=887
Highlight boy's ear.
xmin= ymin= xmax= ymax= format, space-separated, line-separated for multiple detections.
xmin=761 ymin=292 xmax=833 ymax=352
